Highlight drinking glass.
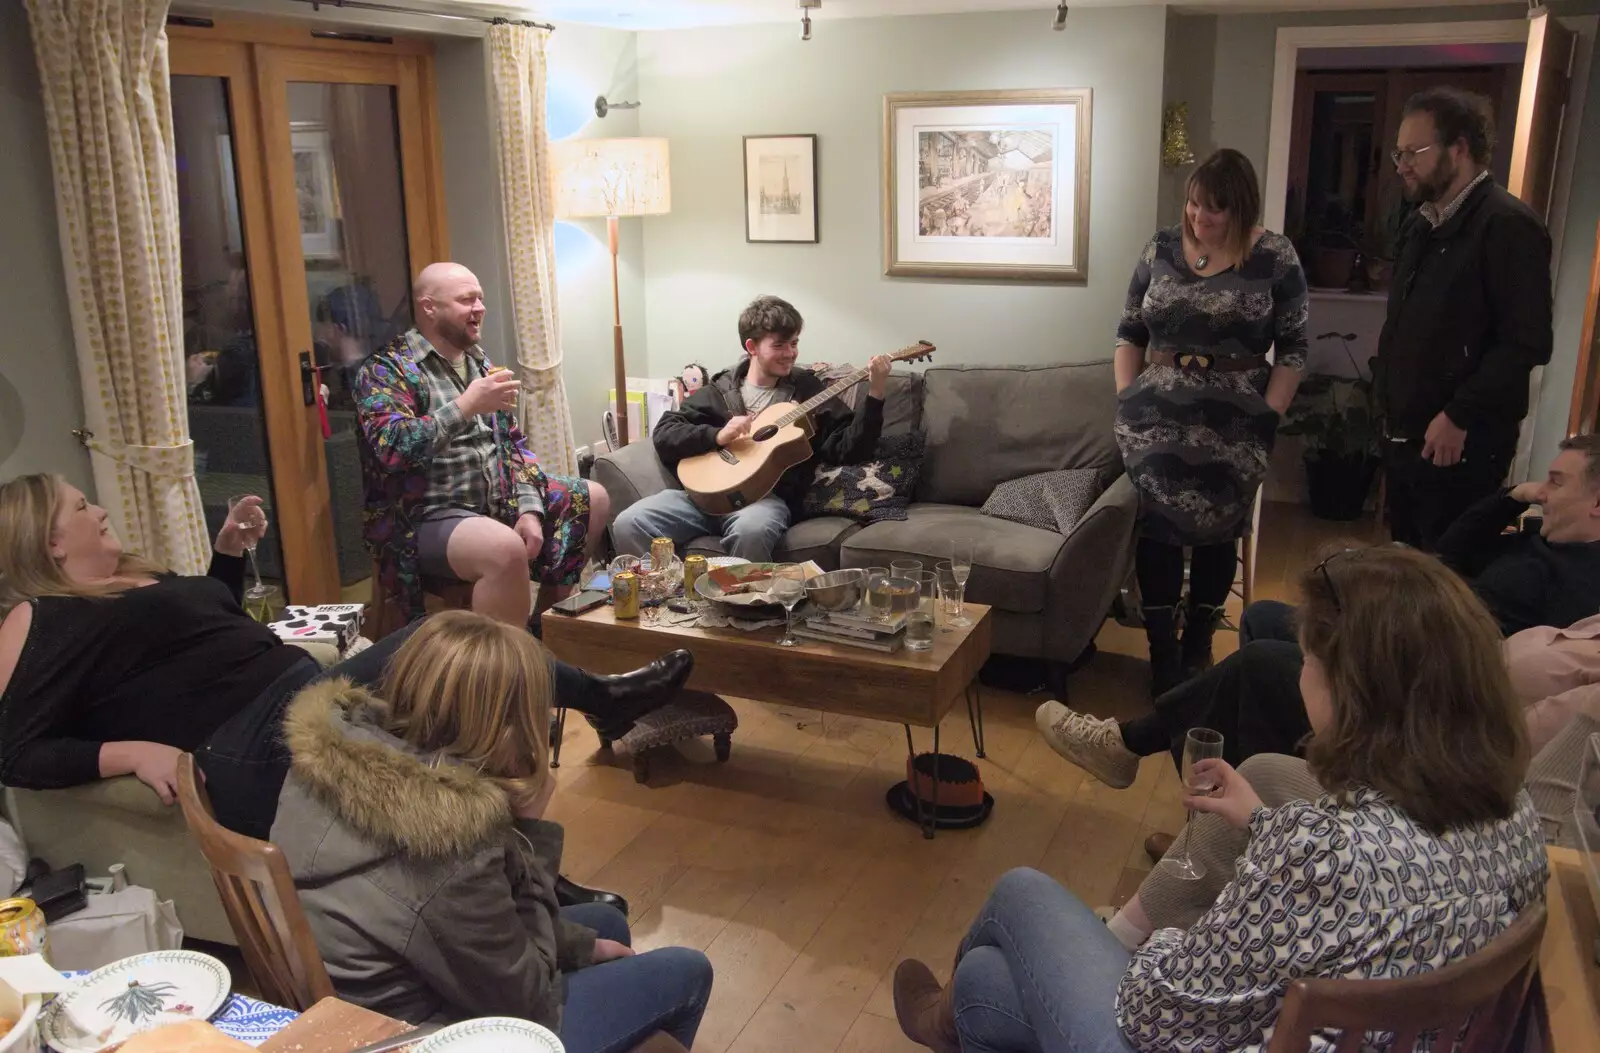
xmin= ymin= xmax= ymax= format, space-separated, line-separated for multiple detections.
xmin=935 ymin=561 xmax=962 ymax=622
xmin=948 ymin=538 xmax=974 ymax=627
xmin=890 ymin=559 xmax=923 ymax=581
xmin=767 ymin=563 xmax=808 ymax=646
xmin=1160 ymin=728 xmax=1225 ymax=881
xmin=905 ymin=572 xmax=937 ymax=651
xmin=242 ymin=583 xmax=281 ymax=624
xmin=864 ymin=566 xmax=895 ymax=623
xmin=227 ymin=494 xmax=271 ymax=608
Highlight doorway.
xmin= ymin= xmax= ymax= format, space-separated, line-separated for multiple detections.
xmin=168 ymin=17 xmax=448 ymax=605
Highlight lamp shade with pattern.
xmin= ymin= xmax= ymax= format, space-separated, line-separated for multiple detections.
xmin=552 ymin=137 xmax=671 ymax=219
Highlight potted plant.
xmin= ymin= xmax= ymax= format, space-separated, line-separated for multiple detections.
xmin=1360 ymin=183 xmax=1418 ymax=292
xmin=1278 ymin=334 xmax=1381 ymax=521
xmin=1300 ymin=200 xmax=1362 ymax=290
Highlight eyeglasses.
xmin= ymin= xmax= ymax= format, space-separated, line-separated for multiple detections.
xmin=1390 ymin=144 xmax=1438 ymax=169
xmin=1312 ymin=542 xmax=1410 ymax=612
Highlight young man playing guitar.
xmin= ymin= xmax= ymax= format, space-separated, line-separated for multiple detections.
xmin=612 ymin=296 xmax=891 ymax=562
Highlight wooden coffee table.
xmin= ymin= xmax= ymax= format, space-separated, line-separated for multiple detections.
xmin=542 ymin=602 xmax=994 ymax=836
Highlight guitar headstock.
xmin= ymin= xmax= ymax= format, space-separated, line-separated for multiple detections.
xmin=890 ymin=341 xmax=936 ymax=365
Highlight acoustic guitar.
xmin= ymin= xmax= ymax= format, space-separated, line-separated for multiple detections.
xmin=677 ymin=342 xmax=937 ymax=515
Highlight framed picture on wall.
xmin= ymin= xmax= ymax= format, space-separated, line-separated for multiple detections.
xmin=883 ymin=88 xmax=1092 ymax=282
xmin=290 ymin=123 xmax=341 ymax=259
xmin=744 ymin=134 xmax=818 ymax=243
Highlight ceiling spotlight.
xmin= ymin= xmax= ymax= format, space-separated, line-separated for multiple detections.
xmin=800 ymin=0 xmax=819 ymax=41
xmin=1051 ymin=3 xmax=1068 ymax=31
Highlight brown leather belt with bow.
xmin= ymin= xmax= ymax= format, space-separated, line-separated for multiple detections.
xmin=1149 ymin=351 xmax=1270 ymax=373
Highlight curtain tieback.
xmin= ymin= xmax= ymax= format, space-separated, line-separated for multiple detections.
xmin=73 ymin=429 xmax=196 ymax=480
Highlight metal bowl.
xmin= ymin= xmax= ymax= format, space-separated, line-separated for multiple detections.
xmin=804 ymin=568 xmax=866 ymax=612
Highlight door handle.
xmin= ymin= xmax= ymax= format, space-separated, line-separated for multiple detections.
xmin=300 ymin=351 xmax=317 ymax=407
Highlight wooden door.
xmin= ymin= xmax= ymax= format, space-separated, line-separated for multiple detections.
xmin=169 ymin=18 xmax=447 ymax=605
xmin=1566 ymin=222 xmax=1600 ymax=436
xmin=1509 ymin=9 xmax=1576 ymax=220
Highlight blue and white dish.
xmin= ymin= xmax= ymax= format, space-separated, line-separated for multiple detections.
xmin=40 ymin=950 xmax=230 ymax=1052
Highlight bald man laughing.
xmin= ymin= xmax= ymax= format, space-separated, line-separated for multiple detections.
xmin=355 ymin=262 xmax=610 ymax=628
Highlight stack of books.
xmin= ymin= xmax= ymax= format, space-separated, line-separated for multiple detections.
xmin=796 ymin=609 xmax=907 ymax=652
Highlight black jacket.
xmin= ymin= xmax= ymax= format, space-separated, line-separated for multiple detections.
xmin=651 ymin=358 xmax=885 ymax=512
xmin=1375 ymin=177 xmax=1552 ymax=450
xmin=1435 ymin=490 xmax=1600 ymax=636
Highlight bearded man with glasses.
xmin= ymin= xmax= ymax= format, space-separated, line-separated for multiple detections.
xmin=1375 ymin=86 xmax=1552 ymax=551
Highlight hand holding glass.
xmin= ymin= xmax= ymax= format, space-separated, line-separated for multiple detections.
xmin=767 ymin=563 xmax=807 ymax=647
xmin=1161 ymin=728 xmax=1225 ymax=881
xmin=226 ymin=494 xmax=270 ymax=596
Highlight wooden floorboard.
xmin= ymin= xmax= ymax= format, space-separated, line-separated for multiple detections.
xmin=544 ymin=501 xmax=1361 ymax=1051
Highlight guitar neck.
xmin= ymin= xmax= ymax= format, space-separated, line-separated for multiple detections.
xmin=774 ymin=369 xmax=872 ymax=428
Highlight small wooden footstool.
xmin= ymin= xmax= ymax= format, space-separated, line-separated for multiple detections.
xmin=600 ymin=690 xmax=738 ymax=784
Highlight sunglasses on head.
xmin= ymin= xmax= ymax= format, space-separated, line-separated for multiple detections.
xmin=1312 ymin=542 xmax=1409 ymax=613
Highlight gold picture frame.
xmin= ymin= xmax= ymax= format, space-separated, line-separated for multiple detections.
xmin=883 ymin=88 xmax=1093 ymax=282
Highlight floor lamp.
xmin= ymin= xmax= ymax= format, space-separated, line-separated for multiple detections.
xmin=551 ymin=137 xmax=671 ymax=447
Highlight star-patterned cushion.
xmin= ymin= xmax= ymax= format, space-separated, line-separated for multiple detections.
xmin=801 ymin=433 xmax=924 ymax=524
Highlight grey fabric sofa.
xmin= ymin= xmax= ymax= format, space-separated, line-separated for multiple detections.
xmin=593 ymin=362 xmax=1138 ymax=665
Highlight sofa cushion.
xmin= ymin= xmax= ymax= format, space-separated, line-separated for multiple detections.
xmin=981 ymin=468 xmax=1105 ymax=534
xmin=802 ymin=433 xmax=923 ymax=524
xmin=840 ymin=504 xmax=1065 ymax=613
xmin=916 ymin=363 xmax=1120 ymax=506
xmin=779 ymin=516 xmax=862 ymax=570
xmin=816 ymin=367 xmax=924 ymax=440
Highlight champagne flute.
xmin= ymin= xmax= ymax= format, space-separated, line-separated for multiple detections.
xmin=948 ymin=538 xmax=974 ymax=627
xmin=1160 ymin=727 xmax=1225 ymax=881
xmin=767 ymin=563 xmax=807 ymax=647
xmin=226 ymin=493 xmax=270 ymax=597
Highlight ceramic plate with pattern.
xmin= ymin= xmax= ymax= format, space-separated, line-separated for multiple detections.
xmin=41 ymin=950 xmax=230 ymax=1052
xmin=413 ymin=1016 xmax=564 ymax=1053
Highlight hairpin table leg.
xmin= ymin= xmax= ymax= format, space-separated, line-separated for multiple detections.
xmin=550 ymin=706 xmax=570 ymax=768
xmin=966 ymin=683 xmax=986 ymax=759
xmin=903 ymin=722 xmax=941 ymax=839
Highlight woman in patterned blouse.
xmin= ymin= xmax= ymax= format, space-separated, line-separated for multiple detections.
xmin=1111 ymin=149 xmax=1308 ymax=699
xmin=894 ymin=544 xmax=1546 ymax=1053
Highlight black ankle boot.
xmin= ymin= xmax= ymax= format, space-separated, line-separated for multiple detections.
xmin=584 ymin=649 xmax=695 ymax=741
xmin=555 ymin=875 xmax=630 ymax=918
xmin=1143 ymin=605 xmax=1183 ymax=699
xmin=1181 ymin=603 xmax=1223 ymax=677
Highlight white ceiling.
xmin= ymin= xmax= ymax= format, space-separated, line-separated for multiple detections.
xmin=488 ymin=0 xmax=1515 ymax=32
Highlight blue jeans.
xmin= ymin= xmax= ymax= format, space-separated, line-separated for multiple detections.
xmin=558 ymin=903 xmax=713 ymax=1053
xmin=1240 ymin=599 xmax=1297 ymax=645
xmin=953 ymin=868 xmax=1136 ymax=1053
xmin=612 ymin=489 xmax=791 ymax=562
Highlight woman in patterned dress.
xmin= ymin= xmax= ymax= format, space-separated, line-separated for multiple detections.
xmin=893 ymin=544 xmax=1545 ymax=1053
xmin=1114 ymin=150 xmax=1309 ymax=696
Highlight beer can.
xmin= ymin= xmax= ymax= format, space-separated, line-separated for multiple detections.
xmin=613 ymin=571 xmax=640 ymax=620
xmin=683 ymin=554 xmax=707 ymax=598
xmin=650 ymin=537 xmax=676 ymax=572
xmin=0 ymin=897 xmax=47 ymax=958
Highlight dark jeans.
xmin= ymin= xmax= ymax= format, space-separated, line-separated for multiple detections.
xmin=559 ymin=903 xmax=714 ymax=1053
xmin=196 ymin=619 xmax=630 ymax=839
xmin=1120 ymin=602 xmax=1310 ymax=771
xmin=1383 ymin=438 xmax=1512 ymax=552
xmin=1135 ymin=537 xmax=1237 ymax=611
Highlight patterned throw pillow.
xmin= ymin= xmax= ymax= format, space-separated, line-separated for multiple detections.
xmin=981 ymin=468 xmax=1105 ymax=534
xmin=802 ymin=433 xmax=924 ymax=523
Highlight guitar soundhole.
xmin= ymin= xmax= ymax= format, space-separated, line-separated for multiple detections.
xmin=751 ymin=424 xmax=779 ymax=442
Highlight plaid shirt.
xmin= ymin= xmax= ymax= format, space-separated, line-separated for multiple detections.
xmin=1420 ymin=169 xmax=1490 ymax=228
xmin=398 ymin=329 xmax=542 ymax=520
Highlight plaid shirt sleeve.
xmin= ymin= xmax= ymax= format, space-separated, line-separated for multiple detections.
xmin=355 ymin=352 xmax=474 ymax=472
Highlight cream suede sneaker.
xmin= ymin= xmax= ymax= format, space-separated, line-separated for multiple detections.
xmin=1034 ymin=702 xmax=1139 ymax=789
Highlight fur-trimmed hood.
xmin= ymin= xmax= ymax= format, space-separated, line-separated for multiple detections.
xmin=279 ymin=677 xmax=513 ymax=860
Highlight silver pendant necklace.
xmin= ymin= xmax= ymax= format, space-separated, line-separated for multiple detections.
xmin=1194 ymin=253 xmax=1209 ymax=270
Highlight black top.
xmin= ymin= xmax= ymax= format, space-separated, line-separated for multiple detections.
xmin=1376 ymin=178 xmax=1552 ymax=447
xmin=650 ymin=358 xmax=885 ymax=512
xmin=0 ymin=554 xmax=306 ymax=788
xmin=1435 ymin=490 xmax=1600 ymax=636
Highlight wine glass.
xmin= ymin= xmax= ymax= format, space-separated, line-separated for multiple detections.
xmin=227 ymin=494 xmax=271 ymax=606
xmin=767 ymin=563 xmax=807 ymax=647
xmin=948 ymin=538 xmax=974 ymax=627
xmin=1160 ymin=727 xmax=1225 ymax=881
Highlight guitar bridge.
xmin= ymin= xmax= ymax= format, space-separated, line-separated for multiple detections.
xmin=718 ymin=449 xmax=739 ymax=464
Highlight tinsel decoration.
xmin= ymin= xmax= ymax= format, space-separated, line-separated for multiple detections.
xmin=1162 ymin=103 xmax=1196 ymax=169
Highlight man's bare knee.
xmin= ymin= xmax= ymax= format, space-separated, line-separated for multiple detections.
xmin=446 ymin=518 xmax=529 ymax=582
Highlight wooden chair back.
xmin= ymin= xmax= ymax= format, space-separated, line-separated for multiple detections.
xmin=175 ymin=753 xmax=336 ymax=1011
xmin=366 ymin=560 xmax=475 ymax=639
xmin=1266 ymin=901 xmax=1548 ymax=1053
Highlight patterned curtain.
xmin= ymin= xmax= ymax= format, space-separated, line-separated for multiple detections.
xmin=486 ymin=23 xmax=578 ymax=475
xmin=25 ymin=0 xmax=210 ymax=574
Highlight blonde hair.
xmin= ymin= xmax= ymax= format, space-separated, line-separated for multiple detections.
xmin=1298 ymin=544 xmax=1527 ymax=833
xmin=0 ymin=473 xmax=167 ymax=615
xmin=379 ymin=610 xmax=553 ymax=812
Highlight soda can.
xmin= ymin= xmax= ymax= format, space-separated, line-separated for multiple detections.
xmin=650 ymin=537 xmax=676 ymax=572
xmin=683 ymin=554 xmax=707 ymax=598
xmin=613 ymin=571 xmax=640 ymax=620
xmin=0 ymin=897 xmax=47 ymax=958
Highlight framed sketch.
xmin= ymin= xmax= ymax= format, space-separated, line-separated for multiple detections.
xmin=290 ymin=123 xmax=341 ymax=259
xmin=744 ymin=134 xmax=818 ymax=243
xmin=883 ymin=88 xmax=1092 ymax=282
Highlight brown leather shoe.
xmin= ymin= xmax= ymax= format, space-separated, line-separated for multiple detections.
xmin=1144 ymin=832 xmax=1175 ymax=863
xmin=893 ymin=959 xmax=960 ymax=1053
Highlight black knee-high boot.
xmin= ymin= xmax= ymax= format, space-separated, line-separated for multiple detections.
xmin=1181 ymin=602 xmax=1224 ymax=676
xmin=1144 ymin=604 xmax=1184 ymax=699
